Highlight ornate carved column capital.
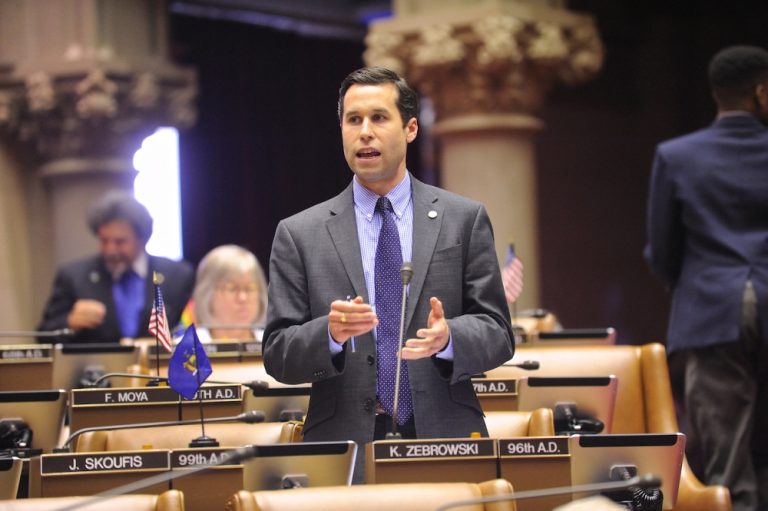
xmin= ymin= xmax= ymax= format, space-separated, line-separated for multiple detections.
xmin=364 ymin=2 xmax=603 ymax=119
xmin=0 ymin=65 xmax=196 ymax=160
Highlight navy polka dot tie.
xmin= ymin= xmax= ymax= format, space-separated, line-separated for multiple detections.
xmin=375 ymin=196 xmax=413 ymax=424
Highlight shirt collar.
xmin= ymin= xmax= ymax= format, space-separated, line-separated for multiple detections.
xmin=111 ymin=252 xmax=148 ymax=281
xmin=352 ymin=172 xmax=412 ymax=221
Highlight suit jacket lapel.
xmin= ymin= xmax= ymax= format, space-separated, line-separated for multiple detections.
xmin=407 ymin=178 xmax=441 ymax=330
xmin=326 ymin=184 xmax=369 ymax=302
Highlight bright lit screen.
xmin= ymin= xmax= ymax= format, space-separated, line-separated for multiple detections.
xmin=133 ymin=127 xmax=183 ymax=260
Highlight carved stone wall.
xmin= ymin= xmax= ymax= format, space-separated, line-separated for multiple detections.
xmin=0 ymin=0 xmax=196 ymax=337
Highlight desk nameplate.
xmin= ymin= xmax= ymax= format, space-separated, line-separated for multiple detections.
xmin=499 ymin=437 xmax=570 ymax=458
xmin=40 ymin=450 xmax=170 ymax=476
xmin=372 ymin=438 xmax=497 ymax=462
xmin=0 ymin=344 xmax=53 ymax=364
xmin=146 ymin=341 xmax=261 ymax=359
xmin=71 ymin=384 xmax=242 ymax=407
xmin=471 ymin=378 xmax=517 ymax=396
xmin=171 ymin=448 xmax=243 ymax=469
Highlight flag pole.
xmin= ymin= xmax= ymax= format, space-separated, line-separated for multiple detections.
xmin=189 ymin=332 xmax=218 ymax=448
xmin=149 ymin=272 xmax=163 ymax=386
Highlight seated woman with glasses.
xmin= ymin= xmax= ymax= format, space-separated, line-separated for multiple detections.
xmin=184 ymin=245 xmax=267 ymax=342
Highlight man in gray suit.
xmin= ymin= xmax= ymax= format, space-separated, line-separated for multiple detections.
xmin=263 ymin=67 xmax=514 ymax=481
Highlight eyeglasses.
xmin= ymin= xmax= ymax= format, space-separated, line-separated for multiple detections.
xmin=216 ymin=283 xmax=259 ymax=298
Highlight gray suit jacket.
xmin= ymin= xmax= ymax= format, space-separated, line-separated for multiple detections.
xmin=263 ymin=176 xmax=513 ymax=460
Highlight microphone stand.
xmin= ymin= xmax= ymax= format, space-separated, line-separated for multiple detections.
xmin=190 ymin=333 xmax=217 ymax=448
xmin=434 ymin=474 xmax=663 ymax=511
xmin=59 ymin=411 xmax=265 ymax=452
xmin=388 ymin=262 xmax=413 ymax=439
xmin=88 ymin=372 xmax=269 ymax=392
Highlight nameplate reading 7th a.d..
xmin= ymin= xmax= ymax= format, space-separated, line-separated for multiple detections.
xmin=40 ymin=450 xmax=170 ymax=475
xmin=71 ymin=384 xmax=243 ymax=406
xmin=471 ymin=378 xmax=517 ymax=395
xmin=0 ymin=344 xmax=53 ymax=363
xmin=499 ymin=437 xmax=569 ymax=457
xmin=373 ymin=438 xmax=496 ymax=461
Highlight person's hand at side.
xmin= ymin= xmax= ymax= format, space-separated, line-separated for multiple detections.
xmin=67 ymin=299 xmax=106 ymax=331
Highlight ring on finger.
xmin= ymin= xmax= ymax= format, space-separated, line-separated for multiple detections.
xmin=341 ymin=313 xmax=347 ymax=324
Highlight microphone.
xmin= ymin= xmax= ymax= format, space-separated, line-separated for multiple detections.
xmin=49 ymin=444 xmax=261 ymax=511
xmin=59 ymin=410 xmax=265 ymax=451
xmin=87 ymin=372 xmax=270 ymax=392
xmin=389 ymin=262 xmax=414 ymax=439
xmin=511 ymin=360 xmax=539 ymax=370
xmin=0 ymin=328 xmax=75 ymax=338
xmin=434 ymin=473 xmax=663 ymax=511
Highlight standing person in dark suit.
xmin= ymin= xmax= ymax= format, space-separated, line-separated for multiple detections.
xmin=263 ymin=67 xmax=514 ymax=481
xmin=645 ymin=46 xmax=768 ymax=511
xmin=38 ymin=191 xmax=195 ymax=344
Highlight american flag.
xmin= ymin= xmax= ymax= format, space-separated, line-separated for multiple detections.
xmin=502 ymin=243 xmax=524 ymax=304
xmin=148 ymin=284 xmax=173 ymax=352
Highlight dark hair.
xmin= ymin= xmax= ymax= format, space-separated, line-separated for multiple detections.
xmin=708 ymin=45 xmax=768 ymax=106
xmin=337 ymin=67 xmax=418 ymax=126
xmin=87 ymin=191 xmax=153 ymax=243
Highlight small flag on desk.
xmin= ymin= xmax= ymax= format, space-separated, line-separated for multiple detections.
xmin=148 ymin=283 xmax=173 ymax=352
xmin=168 ymin=324 xmax=212 ymax=399
xmin=502 ymin=243 xmax=524 ymax=304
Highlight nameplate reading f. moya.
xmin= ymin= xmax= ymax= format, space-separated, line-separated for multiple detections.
xmin=40 ymin=450 xmax=170 ymax=475
xmin=499 ymin=437 xmax=569 ymax=457
xmin=71 ymin=384 xmax=242 ymax=406
xmin=171 ymin=448 xmax=243 ymax=469
xmin=373 ymin=438 xmax=496 ymax=461
xmin=471 ymin=378 xmax=517 ymax=396
xmin=148 ymin=341 xmax=261 ymax=358
xmin=0 ymin=344 xmax=53 ymax=363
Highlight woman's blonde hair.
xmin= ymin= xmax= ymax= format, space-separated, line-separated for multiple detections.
xmin=193 ymin=245 xmax=267 ymax=327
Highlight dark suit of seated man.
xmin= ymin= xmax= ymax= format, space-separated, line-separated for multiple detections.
xmin=38 ymin=191 xmax=194 ymax=344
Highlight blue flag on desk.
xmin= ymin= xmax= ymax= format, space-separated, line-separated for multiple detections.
xmin=168 ymin=324 xmax=212 ymax=399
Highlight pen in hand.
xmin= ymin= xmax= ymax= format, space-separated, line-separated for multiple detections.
xmin=346 ymin=295 xmax=356 ymax=352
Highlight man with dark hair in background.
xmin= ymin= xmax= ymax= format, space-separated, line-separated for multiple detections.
xmin=264 ymin=67 xmax=513 ymax=481
xmin=645 ymin=45 xmax=768 ymax=511
xmin=38 ymin=191 xmax=195 ymax=344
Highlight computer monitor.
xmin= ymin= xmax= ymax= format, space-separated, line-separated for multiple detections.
xmin=569 ymin=433 xmax=686 ymax=509
xmin=532 ymin=328 xmax=616 ymax=346
xmin=242 ymin=441 xmax=356 ymax=490
xmin=0 ymin=390 xmax=67 ymax=453
xmin=244 ymin=385 xmax=310 ymax=422
xmin=52 ymin=343 xmax=138 ymax=389
xmin=517 ymin=376 xmax=618 ymax=434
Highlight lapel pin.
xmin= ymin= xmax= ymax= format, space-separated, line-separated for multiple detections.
xmin=428 ymin=210 xmax=438 ymax=219
xmin=89 ymin=271 xmax=100 ymax=283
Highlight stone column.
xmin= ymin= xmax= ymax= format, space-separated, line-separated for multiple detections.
xmin=0 ymin=0 xmax=196 ymax=331
xmin=364 ymin=0 xmax=603 ymax=309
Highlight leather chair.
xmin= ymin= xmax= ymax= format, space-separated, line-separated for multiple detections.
xmin=0 ymin=458 xmax=22 ymax=500
xmin=487 ymin=342 xmax=731 ymax=511
xmin=484 ymin=408 xmax=555 ymax=438
xmin=226 ymin=479 xmax=517 ymax=511
xmin=74 ymin=421 xmax=303 ymax=452
xmin=0 ymin=489 xmax=184 ymax=511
